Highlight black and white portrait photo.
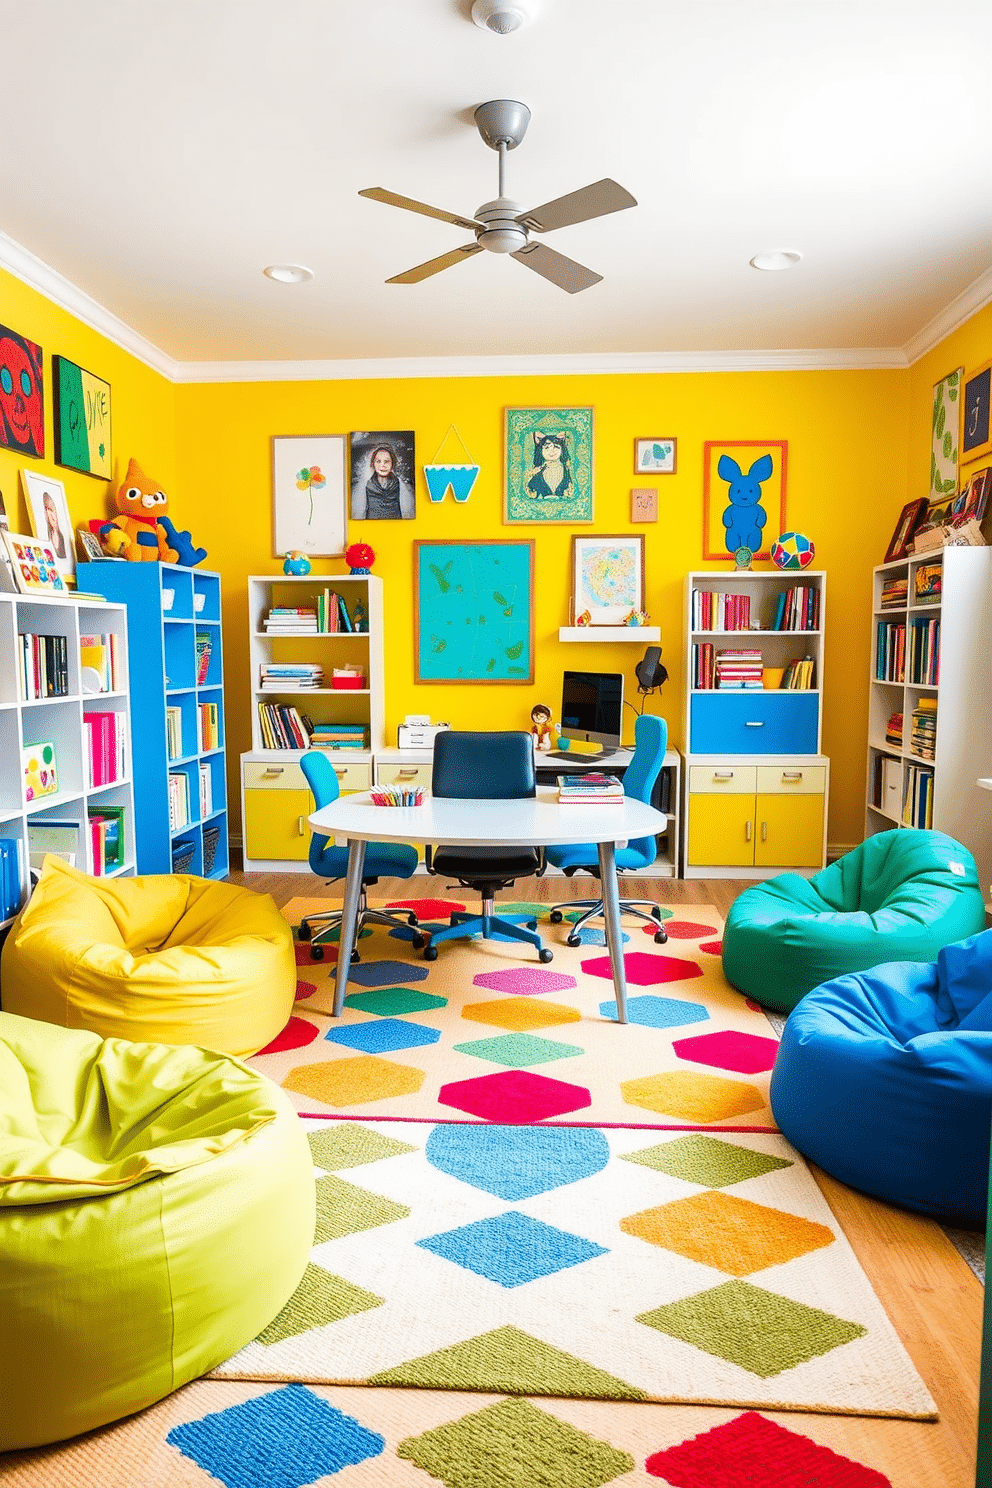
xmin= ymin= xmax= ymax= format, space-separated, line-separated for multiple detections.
xmin=349 ymin=430 xmax=416 ymax=520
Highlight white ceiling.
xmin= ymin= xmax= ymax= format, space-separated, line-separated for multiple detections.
xmin=2 ymin=0 xmax=991 ymax=369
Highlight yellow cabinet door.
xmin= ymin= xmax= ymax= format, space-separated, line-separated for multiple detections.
xmin=754 ymin=792 xmax=824 ymax=868
xmin=687 ymin=793 xmax=756 ymax=867
xmin=244 ymin=787 xmax=314 ymax=862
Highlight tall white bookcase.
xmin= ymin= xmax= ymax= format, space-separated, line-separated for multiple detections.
xmin=866 ymin=546 xmax=992 ymax=891
xmin=0 ymin=590 xmax=135 ymax=934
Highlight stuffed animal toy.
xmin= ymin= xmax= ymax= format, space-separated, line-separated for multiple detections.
xmin=98 ymin=458 xmax=207 ymax=566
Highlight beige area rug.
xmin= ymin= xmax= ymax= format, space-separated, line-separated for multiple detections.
xmin=211 ymin=1117 xmax=935 ymax=1421
xmin=256 ymin=900 xmax=781 ymax=1130
xmin=2 ymin=1378 xmax=938 ymax=1488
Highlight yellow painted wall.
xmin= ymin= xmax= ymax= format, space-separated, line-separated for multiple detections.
xmin=177 ymin=369 xmax=909 ymax=846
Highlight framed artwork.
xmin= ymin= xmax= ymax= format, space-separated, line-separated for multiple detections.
xmin=634 ymin=437 xmax=676 ymax=475
xmin=572 ymin=534 xmax=644 ymax=626
xmin=76 ymin=526 xmax=106 ymax=561
xmin=53 ymin=355 xmax=112 ymax=478
xmin=631 ymin=487 xmax=658 ymax=522
xmin=414 ymin=540 xmax=534 ymax=684
xmin=930 ymin=367 xmax=961 ymax=499
xmin=961 ymin=360 xmax=992 ymax=467
xmin=350 ymin=431 xmax=416 ymax=520
xmin=21 ymin=470 xmax=75 ymax=585
xmin=504 ymin=406 xmax=593 ymax=524
xmin=703 ymin=440 xmax=788 ymax=561
xmin=884 ymin=498 xmax=929 ymax=562
xmin=952 ymin=466 xmax=992 ymax=526
xmin=0 ymin=324 xmax=44 ymax=458
xmin=272 ymin=436 xmax=347 ymax=556
xmin=1 ymin=531 xmax=67 ymax=596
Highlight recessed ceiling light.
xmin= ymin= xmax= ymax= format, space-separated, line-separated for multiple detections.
xmin=749 ymin=250 xmax=803 ymax=272
xmin=263 ymin=264 xmax=314 ymax=284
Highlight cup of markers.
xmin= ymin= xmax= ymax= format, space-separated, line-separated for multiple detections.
xmin=370 ymin=785 xmax=426 ymax=807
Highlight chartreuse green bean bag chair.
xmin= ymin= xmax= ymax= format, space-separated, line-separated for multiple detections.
xmin=1 ymin=857 xmax=295 ymax=1057
xmin=722 ymin=829 xmax=986 ymax=1013
xmin=0 ymin=1012 xmax=315 ymax=1451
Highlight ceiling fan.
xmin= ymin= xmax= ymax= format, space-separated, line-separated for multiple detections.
xmin=359 ymin=100 xmax=636 ymax=294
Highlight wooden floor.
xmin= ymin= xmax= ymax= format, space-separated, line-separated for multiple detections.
xmin=232 ymin=867 xmax=983 ymax=1487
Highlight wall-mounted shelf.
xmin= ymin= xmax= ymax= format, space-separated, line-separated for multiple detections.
xmin=558 ymin=626 xmax=660 ymax=643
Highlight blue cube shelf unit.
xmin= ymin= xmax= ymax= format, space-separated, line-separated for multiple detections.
xmin=93 ymin=563 xmax=229 ymax=879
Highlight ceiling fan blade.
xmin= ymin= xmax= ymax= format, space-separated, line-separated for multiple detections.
xmin=511 ymin=242 xmax=602 ymax=294
xmin=386 ymin=243 xmax=482 ymax=285
xmin=516 ymin=179 xmax=637 ymax=234
xmin=359 ymin=188 xmax=479 ymax=234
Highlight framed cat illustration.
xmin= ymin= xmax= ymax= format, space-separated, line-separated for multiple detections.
xmin=504 ymin=406 xmax=593 ymax=524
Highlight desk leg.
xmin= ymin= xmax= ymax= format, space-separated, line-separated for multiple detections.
xmin=598 ymin=840 xmax=628 ymax=1024
xmin=332 ymin=838 xmax=366 ymax=1019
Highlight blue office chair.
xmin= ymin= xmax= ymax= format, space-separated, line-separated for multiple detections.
xmin=546 ymin=713 xmax=670 ymax=947
xmin=424 ymin=730 xmax=552 ymax=964
xmin=297 ymin=750 xmax=420 ymax=961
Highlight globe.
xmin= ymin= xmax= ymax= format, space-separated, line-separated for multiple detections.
xmin=771 ymin=532 xmax=815 ymax=570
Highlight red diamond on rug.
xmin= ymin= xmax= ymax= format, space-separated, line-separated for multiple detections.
xmin=439 ymin=1069 xmax=592 ymax=1122
xmin=386 ymin=898 xmax=467 ymax=920
xmin=699 ymin=940 xmax=723 ymax=955
xmin=295 ymin=981 xmax=317 ymax=1001
xmin=645 ymin=1410 xmax=891 ymax=1486
xmin=294 ymin=943 xmax=337 ymax=966
xmin=581 ymin=952 xmax=703 ymax=986
xmin=256 ymin=1017 xmax=321 ymax=1056
xmin=643 ymin=920 xmax=717 ymax=940
xmin=672 ymin=1030 xmax=779 ymax=1074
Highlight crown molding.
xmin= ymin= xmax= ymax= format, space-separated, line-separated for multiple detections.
xmin=903 ymin=263 xmax=992 ymax=365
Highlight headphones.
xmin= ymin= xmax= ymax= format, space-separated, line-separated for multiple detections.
xmin=635 ymin=645 xmax=668 ymax=692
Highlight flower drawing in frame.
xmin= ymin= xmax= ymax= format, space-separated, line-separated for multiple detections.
xmin=505 ymin=406 xmax=593 ymax=523
xmin=272 ymin=435 xmax=347 ymax=556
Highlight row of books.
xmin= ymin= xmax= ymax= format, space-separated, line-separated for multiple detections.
xmin=875 ymin=621 xmax=905 ymax=682
xmin=169 ymin=770 xmax=191 ymax=831
xmin=915 ymin=564 xmax=941 ymax=603
xmin=264 ymin=592 xmax=359 ymax=633
xmin=0 ymin=838 xmax=20 ymax=919
xmin=910 ymin=697 xmax=937 ymax=760
xmin=908 ymin=617 xmax=940 ymax=686
xmin=199 ymin=760 xmax=213 ymax=819
xmin=258 ymin=702 xmax=310 ymax=750
xmin=692 ymin=642 xmax=716 ymax=690
xmin=88 ymin=808 xmax=125 ymax=874
xmin=18 ymin=632 xmax=70 ymax=700
xmin=80 ymin=632 xmax=123 ymax=693
xmin=903 ymin=765 xmax=934 ymax=829
xmin=166 ymin=705 xmax=184 ymax=761
xmin=880 ymin=576 xmax=908 ymax=609
xmin=690 ymin=590 xmax=752 ymax=632
xmin=556 ymin=772 xmax=625 ymax=804
xmin=885 ymin=710 xmax=903 ymax=747
xmin=780 ymin=656 xmax=816 ymax=689
xmin=773 ymin=585 xmax=820 ymax=631
xmin=85 ymin=710 xmax=127 ymax=788
xmin=715 ymin=648 xmax=762 ymax=689
xmin=22 ymin=813 xmax=125 ymax=875
xmin=260 ymin=663 xmax=323 ymax=690
xmin=199 ymin=702 xmax=221 ymax=751
xmin=195 ymin=631 xmax=212 ymax=685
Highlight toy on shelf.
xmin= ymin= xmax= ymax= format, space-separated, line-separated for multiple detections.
xmin=623 ymin=609 xmax=650 ymax=627
xmin=97 ymin=459 xmax=207 ymax=567
xmin=346 ymin=541 xmax=376 ymax=575
xmin=530 ymin=702 xmax=555 ymax=752
xmin=575 ymin=609 xmax=592 ymax=627
xmin=282 ymin=551 xmax=311 ymax=575
xmin=771 ymin=532 xmax=815 ymax=570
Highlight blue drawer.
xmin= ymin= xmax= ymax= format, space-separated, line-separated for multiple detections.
xmin=690 ymin=693 xmax=819 ymax=755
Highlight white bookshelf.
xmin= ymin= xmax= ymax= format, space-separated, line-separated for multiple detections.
xmin=0 ymin=590 xmax=136 ymax=931
xmin=866 ymin=546 xmax=992 ymax=891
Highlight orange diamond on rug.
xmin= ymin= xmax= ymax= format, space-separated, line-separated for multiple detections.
xmin=461 ymin=999 xmax=582 ymax=1032
xmin=283 ymin=1055 xmax=425 ymax=1106
xmin=621 ymin=1190 xmax=835 ymax=1274
xmin=621 ymin=1070 xmax=766 ymax=1122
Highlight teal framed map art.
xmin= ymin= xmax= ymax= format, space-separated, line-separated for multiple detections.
xmin=414 ymin=540 xmax=535 ymax=684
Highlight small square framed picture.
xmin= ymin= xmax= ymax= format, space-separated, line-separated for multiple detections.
xmin=20 ymin=469 xmax=76 ymax=586
xmin=634 ymin=437 xmax=676 ymax=475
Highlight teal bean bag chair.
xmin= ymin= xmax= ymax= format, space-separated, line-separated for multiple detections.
xmin=723 ymin=830 xmax=987 ymax=1013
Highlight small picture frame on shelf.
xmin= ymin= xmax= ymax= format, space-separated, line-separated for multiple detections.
xmin=634 ymin=438 xmax=676 ymax=475
xmin=884 ymin=498 xmax=929 ymax=562
xmin=571 ymin=534 xmax=644 ymax=626
xmin=1 ymin=530 xmax=67 ymax=595
xmin=21 ymin=469 xmax=75 ymax=586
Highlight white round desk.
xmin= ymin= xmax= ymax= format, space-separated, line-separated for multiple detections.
xmin=308 ymin=787 xmax=670 ymax=1023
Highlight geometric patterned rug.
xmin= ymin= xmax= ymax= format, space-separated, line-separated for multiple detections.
xmin=211 ymin=1117 xmax=936 ymax=1420
xmin=253 ymin=901 xmax=782 ymax=1131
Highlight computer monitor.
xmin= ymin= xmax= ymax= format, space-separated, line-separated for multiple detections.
xmin=559 ymin=670 xmax=624 ymax=754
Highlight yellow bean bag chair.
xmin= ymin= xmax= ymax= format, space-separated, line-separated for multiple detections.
xmin=1 ymin=857 xmax=295 ymax=1057
xmin=0 ymin=1011 xmax=315 ymax=1451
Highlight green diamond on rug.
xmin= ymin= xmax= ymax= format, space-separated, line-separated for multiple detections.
xmin=637 ymin=1279 xmax=867 ymax=1378
xmin=369 ymin=1324 xmax=647 ymax=1400
xmin=257 ymin=1263 xmax=383 ymax=1345
xmin=397 ymin=1396 xmax=635 ymax=1488
xmin=309 ymin=1123 xmax=418 ymax=1171
xmin=453 ymin=1032 xmax=584 ymax=1067
xmin=622 ymin=1134 xmax=793 ymax=1188
xmin=314 ymin=1174 xmax=410 ymax=1243
xmin=344 ymin=988 xmax=448 ymax=1016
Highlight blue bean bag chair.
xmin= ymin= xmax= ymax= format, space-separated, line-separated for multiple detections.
xmin=723 ymin=829 xmax=986 ymax=1012
xmin=770 ymin=930 xmax=992 ymax=1227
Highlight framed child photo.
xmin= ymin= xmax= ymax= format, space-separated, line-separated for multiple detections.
xmin=504 ymin=406 xmax=593 ymax=524
xmin=21 ymin=470 xmax=75 ymax=586
xmin=350 ymin=431 xmax=416 ymax=520
xmin=634 ymin=437 xmax=676 ymax=475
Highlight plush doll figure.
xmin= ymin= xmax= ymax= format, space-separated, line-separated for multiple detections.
xmin=98 ymin=459 xmax=207 ymax=566
xmin=530 ymin=703 xmax=555 ymax=752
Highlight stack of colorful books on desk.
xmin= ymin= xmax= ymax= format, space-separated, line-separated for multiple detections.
xmin=556 ymin=772 xmax=625 ymax=804
xmin=309 ymin=723 xmax=367 ymax=750
xmin=259 ymin=663 xmax=323 ymax=690
xmin=715 ymin=649 xmax=763 ymax=689
xmin=264 ymin=606 xmax=318 ymax=633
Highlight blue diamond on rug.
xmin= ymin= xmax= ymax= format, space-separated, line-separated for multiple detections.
xmin=417 ymin=1210 xmax=607 ymax=1286
xmin=425 ymin=1123 xmax=609 ymax=1200
xmin=324 ymin=1018 xmax=441 ymax=1054
xmin=347 ymin=960 xmax=430 ymax=987
xmin=166 ymin=1384 xmax=384 ymax=1488
xmin=571 ymin=927 xmax=630 ymax=947
xmin=597 ymin=994 xmax=710 ymax=1028
xmin=388 ymin=922 xmax=448 ymax=941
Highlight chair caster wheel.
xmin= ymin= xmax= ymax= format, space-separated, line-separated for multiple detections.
xmin=565 ymin=935 xmax=580 ymax=949
xmin=310 ymin=946 xmax=324 ymax=961
xmin=549 ymin=910 xmax=563 ymax=924
xmin=351 ymin=950 xmax=360 ymax=963
xmin=651 ymin=908 xmax=663 ymax=922
xmin=539 ymin=948 xmax=554 ymax=963
xmin=424 ymin=945 xmax=439 ymax=962
xmin=654 ymin=930 xmax=668 ymax=944
xmin=527 ymin=920 xmax=538 ymax=931
xmin=298 ymin=924 xmax=312 ymax=941
xmin=407 ymin=913 xmax=419 ymax=926
xmin=411 ymin=935 xmax=427 ymax=950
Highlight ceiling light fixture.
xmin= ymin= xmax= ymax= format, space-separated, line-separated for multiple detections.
xmin=471 ymin=0 xmax=538 ymax=34
xmin=263 ymin=264 xmax=314 ymax=284
xmin=749 ymin=250 xmax=803 ymax=272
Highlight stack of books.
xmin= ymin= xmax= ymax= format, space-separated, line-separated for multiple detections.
xmin=309 ymin=723 xmax=367 ymax=751
xmin=84 ymin=711 xmax=127 ymax=787
xmin=0 ymin=837 xmax=21 ymax=919
xmin=773 ymin=586 xmax=820 ymax=631
xmin=715 ymin=649 xmax=763 ymax=689
xmin=880 ymin=576 xmax=908 ymax=609
xmin=780 ymin=656 xmax=815 ymax=689
xmin=885 ymin=711 xmax=904 ymax=747
xmin=257 ymin=701 xmax=310 ymax=749
xmin=259 ymin=663 xmax=323 ymax=690
xmin=914 ymin=564 xmax=942 ymax=604
xmin=910 ymin=698 xmax=937 ymax=760
xmin=264 ymin=606 xmax=318 ymax=633
xmin=556 ymin=772 xmax=625 ymax=804
xmin=19 ymin=632 xmax=70 ymax=699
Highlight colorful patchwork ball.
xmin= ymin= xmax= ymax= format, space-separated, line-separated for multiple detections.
xmin=770 ymin=531 xmax=815 ymax=569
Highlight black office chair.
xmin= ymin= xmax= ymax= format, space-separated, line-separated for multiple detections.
xmin=424 ymin=730 xmax=552 ymax=963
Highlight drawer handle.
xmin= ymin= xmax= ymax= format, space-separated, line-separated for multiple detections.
xmin=761 ymin=821 xmax=767 ymax=841
xmin=745 ymin=820 xmax=752 ymax=841
xmin=333 ymin=768 xmax=346 ymax=778
xmin=782 ymin=771 xmax=803 ymax=781
xmin=298 ymin=816 xmax=305 ymax=836
xmin=397 ymin=768 xmax=418 ymax=778
xmin=744 ymin=721 xmax=765 ymax=728
xmin=713 ymin=771 xmax=734 ymax=780
xmin=263 ymin=767 xmax=284 ymax=777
